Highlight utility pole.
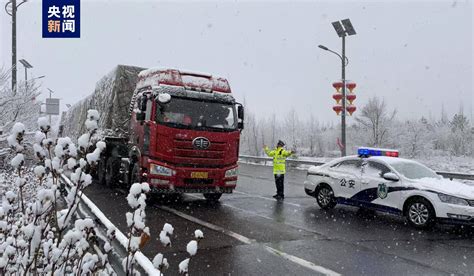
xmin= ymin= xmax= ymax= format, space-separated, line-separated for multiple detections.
xmin=5 ymin=0 xmax=27 ymax=94
xmin=11 ymin=0 xmax=17 ymax=93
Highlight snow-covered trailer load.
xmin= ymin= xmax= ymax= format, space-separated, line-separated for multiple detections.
xmin=60 ymin=65 xmax=244 ymax=201
xmin=60 ymin=65 xmax=145 ymax=138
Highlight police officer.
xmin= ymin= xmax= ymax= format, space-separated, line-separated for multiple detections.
xmin=264 ymin=140 xmax=293 ymax=200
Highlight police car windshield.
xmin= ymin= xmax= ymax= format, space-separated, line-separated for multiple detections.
xmin=390 ymin=161 xmax=439 ymax=180
xmin=156 ymin=97 xmax=237 ymax=131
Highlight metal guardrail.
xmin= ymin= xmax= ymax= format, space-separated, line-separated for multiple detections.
xmin=239 ymin=155 xmax=325 ymax=166
xmin=239 ymin=155 xmax=474 ymax=181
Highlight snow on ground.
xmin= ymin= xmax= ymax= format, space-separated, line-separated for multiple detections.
xmin=416 ymin=156 xmax=474 ymax=174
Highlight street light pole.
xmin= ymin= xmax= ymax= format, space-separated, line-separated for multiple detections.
xmin=320 ymin=18 xmax=356 ymax=157
xmin=341 ymin=35 xmax=346 ymax=156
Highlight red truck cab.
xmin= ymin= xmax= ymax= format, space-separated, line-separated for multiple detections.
xmin=126 ymin=69 xmax=244 ymax=200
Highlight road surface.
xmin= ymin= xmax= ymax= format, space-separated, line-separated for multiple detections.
xmin=83 ymin=163 xmax=474 ymax=275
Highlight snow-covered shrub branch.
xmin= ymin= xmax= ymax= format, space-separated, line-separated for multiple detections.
xmin=122 ymin=182 xmax=205 ymax=275
xmin=0 ymin=110 xmax=114 ymax=275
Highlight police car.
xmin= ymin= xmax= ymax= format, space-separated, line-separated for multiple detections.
xmin=304 ymin=147 xmax=474 ymax=229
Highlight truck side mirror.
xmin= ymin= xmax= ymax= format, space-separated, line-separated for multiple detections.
xmin=237 ymin=105 xmax=244 ymax=120
xmin=136 ymin=112 xmax=145 ymax=121
xmin=237 ymin=104 xmax=244 ymax=129
xmin=139 ymin=95 xmax=147 ymax=112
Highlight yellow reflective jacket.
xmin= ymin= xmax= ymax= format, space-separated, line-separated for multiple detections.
xmin=264 ymin=146 xmax=293 ymax=174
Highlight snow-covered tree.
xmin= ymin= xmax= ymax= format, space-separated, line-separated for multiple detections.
xmin=354 ymin=96 xmax=397 ymax=147
xmin=0 ymin=67 xmax=41 ymax=133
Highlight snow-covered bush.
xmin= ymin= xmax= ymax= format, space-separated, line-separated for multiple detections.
xmin=0 ymin=110 xmax=113 ymax=275
xmin=123 ymin=182 xmax=151 ymax=275
xmin=123 ymin=182 xmax=205 ymax=275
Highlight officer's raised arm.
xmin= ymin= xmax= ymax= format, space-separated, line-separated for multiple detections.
xmin=263 ymin=145 xmax=275 ymax=157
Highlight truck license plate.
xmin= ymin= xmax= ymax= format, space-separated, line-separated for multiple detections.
xmin=191 ymin=172 xmax=208 ymax=179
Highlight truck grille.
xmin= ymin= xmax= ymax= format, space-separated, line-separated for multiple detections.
xmin=173 ymin=138 xmax=226 ymax=164
xmin=184 ymin=179 xmax=214 ymax=185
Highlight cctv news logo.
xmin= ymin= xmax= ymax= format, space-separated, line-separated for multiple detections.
xmin=42 ymin=0 xmax=80 ymax=38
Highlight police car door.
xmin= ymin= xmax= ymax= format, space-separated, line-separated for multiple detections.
xmin=361 ymin=160 xmax=400 ymax=212
xmin=329 ymin=159 xmax=362 ymax=199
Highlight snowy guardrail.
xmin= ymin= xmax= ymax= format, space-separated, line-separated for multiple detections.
xmin=238 ymin=155 xmax=474 ymax=181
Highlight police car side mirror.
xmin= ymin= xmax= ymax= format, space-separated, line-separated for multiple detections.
xmin=383 ymin=172 xmax=399 ymax=182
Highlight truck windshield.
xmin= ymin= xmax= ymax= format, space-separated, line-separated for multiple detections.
xmin=156 ymin=97 xmax=237 ymax=131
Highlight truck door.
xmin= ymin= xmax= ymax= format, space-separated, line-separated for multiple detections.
xmin=132 ymin=93 xmax=153 ymax=152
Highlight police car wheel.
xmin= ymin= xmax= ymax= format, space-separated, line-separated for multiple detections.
xmin=316 ymin=185 xmax=336 ymax=210
xmin=405 ymin=198 xmax=435 ymax=229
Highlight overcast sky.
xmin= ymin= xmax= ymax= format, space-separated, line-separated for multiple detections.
xmin=1 ymin=0 xmax=472 ymax=123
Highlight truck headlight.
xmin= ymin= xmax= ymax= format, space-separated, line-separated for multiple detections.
xmin=438 ymin=193 xmax=469 ymax=206
xmin=225 ymin=167 xmax=238 ymax=178
xmin=150 ymin=164 xmax=175 ymax=176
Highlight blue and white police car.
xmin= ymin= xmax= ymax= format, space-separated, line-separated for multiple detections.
xmin=304 ymin=147 xmax=474 ymax=229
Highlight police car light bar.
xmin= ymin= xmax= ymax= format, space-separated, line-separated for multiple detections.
xmin=358 ymin=147 xmax=399 ymax=157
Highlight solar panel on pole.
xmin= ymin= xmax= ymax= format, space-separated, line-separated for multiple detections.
xmin=331 ymin=21 xmax=346 ymax=37
xmin=341 ymin=19 xmax=356 ymax=36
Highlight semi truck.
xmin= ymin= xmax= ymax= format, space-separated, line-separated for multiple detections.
xmin=60 ymin=65 xmax=244 ymax=200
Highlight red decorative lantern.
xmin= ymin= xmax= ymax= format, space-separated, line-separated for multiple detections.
xmin=346 ymin=82 xmax=357 ymax=93
xmin=346 ymin=94 xmax=356 ymax=104
xmin=332 ymin=82 xmax=343 ymax=92
xmin=346 ymin=105 xmax=357 ymax=116
xmin=332 ymin=93 xmax=343 ymax=104
xmin=333 ymin=104 xmax=343 ymax=115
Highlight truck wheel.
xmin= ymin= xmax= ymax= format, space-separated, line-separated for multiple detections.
xmin=130 ymin=162 xmax=141 ymax=185
xmin=97 ymin=159 xmax=106 ymax=186
xmin=405 ymin=197 xmax=435 ymax=229
xmin=203 ymin=193 xmax=222 ymax=202
xmin=105 ymin=158 xmax=120 ymax=187
xmin=315 ymin=184 xmax=337 ymax=210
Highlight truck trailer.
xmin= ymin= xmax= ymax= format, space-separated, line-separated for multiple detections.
xmin=60 ymin=65 xmax=244 ymax=200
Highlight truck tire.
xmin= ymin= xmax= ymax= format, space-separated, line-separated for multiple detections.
xmin=130 ymin=162 xmax=141 ymax=185
xmin=105 ymin=158 xmax=120 ymax=187
xmin=203 ymin=193 xmax=222 ymax=202
xmin=97 ymin=159 xmax=106 ymax=186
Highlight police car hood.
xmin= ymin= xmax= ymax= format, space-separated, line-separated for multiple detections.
xmin=413 ymin=177 xmax=474 ymax=200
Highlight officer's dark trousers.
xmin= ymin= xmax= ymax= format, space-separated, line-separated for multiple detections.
xmin=274 ymin=174 xmax=285 ymax=197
